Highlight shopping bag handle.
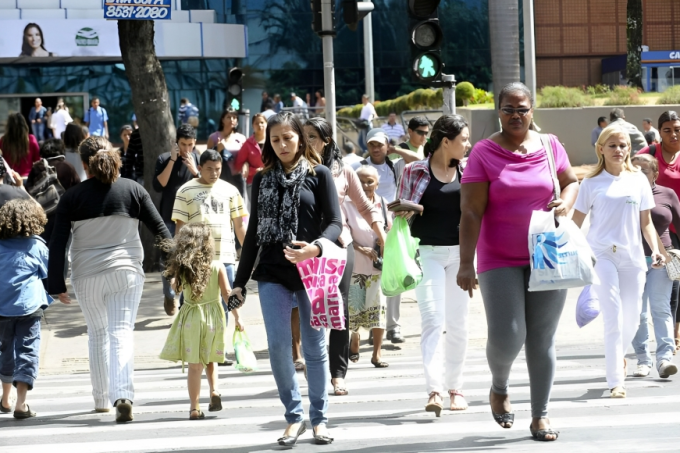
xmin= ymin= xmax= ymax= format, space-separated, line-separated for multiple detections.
xmin=540 ymin=134 xmax=560 ymax=202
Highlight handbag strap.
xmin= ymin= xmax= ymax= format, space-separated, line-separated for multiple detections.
xmin=540 ymin=134 xmax=560 ymax=202
xmin=379 ymin=196 xmax=388 ymax=232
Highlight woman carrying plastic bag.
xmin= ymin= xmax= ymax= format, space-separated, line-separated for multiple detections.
xmin=380 ymin=215 xmax=422 ymax=296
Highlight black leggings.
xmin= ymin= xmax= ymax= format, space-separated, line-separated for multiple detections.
xmin=329 ymin=245 xmax=355 ymax=379
xmin=671 ymin=232 xmax=680 ymax=325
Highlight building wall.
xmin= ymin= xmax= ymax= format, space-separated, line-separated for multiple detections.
xmin=535 ymin=0 xmax=680 ymax=88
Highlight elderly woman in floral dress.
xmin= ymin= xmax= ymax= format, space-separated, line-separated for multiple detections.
xmin=344 ymin=165 xmax=392 ymax=367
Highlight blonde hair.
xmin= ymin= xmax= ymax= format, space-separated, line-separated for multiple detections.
xmin=587 ymin=125 xmax=637 ymax=178
xmin=160 ymin=223 xmax=214 ymax=301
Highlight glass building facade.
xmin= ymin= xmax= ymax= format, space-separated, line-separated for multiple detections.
xmin=0 ymin=1 xmax=491 ymax=138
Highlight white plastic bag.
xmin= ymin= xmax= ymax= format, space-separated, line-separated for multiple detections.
xmin=576 ymin=285 xmax=600 ymax=328
xmin=528 ymin=210 xmax=598 ymax=291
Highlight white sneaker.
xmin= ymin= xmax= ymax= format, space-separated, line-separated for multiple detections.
xmin=633 ymin=364 xmax=651 ymax=377
xmin=658 ymin=361 xmax=678 ymax=379
xmin=114 ymin=399 xmax=133 ymax=423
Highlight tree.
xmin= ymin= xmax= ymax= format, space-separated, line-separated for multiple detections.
xmin=626 ymin=0 xmax=643 ymax=88
xmin=118 ymin=20 xmax=175 ymax=270
xmin=488 ymin=0 xmax=521 ymax=107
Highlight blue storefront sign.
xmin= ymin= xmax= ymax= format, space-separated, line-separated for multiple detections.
xmin=641 ymin=51 xmax=680 ymax=63
xmin=104 ymin=0 xmax=173 ymax=20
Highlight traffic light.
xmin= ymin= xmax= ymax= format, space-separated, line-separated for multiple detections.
xmin=408 ymin=0 xmax=443 ymax=83
xmin=226 ymin=67 xmax=243 ymax=112
xmin=311 ymin=0 xmax=335 ymax=36
xmin=343 ymin=0 xmax=374 ymax=31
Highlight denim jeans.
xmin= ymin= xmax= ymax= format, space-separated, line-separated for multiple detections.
xmin=32 ymin=122 xmax=44 ymax=141
xmin=161 ymin=221 xmax=176 ymax=300
xmin=0 ymin=309 xmax=42 ymax=390
xmin=258 ymin=281 xmax=329 ymax=426
xmin=632 ymin=261 xmax=676 ymax=367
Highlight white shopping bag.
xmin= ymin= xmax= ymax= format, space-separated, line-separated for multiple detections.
xmin=528 ymin=210 xmax=598 ymax=291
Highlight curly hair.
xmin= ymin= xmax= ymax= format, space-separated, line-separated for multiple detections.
xmin=78 ymin=136 xmax=121 ymax=184
xmin=0 ymin=199 xmax=47 ymax=240
xmin=160 ymin=223 xmax=214 ymax=301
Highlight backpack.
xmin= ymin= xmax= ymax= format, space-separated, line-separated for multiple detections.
xmin=26 ymin=159 xmax=65 ymax=215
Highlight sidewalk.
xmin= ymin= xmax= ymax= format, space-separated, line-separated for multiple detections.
xmin=38 ymin=273 xmax=606 ymax=375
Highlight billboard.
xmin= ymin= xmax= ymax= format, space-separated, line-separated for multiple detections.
xmin=104 ymin=0 xmax=173 ymax=21
xmin=0 ymin=20 xmax=120 ymax=59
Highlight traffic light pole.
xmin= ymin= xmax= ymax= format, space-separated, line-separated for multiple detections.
xmin=441 ymin=74 xmax=456 ymax=115
xmin=362 ymin=0 xmax=375 ymax=103
xmin=321 ymin=0 xmax=337 ymax=141
xmin=523 ymin=0 xmax=537 ymax=101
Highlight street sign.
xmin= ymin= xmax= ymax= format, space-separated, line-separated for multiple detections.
xmin=104 ymin=0 xmax=173 ymax=20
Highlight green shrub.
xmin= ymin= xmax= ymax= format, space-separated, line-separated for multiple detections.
xmin=455 ymin=81 xmax=475 ymax=106
xmin=604 ymin=85 xmax=643 ymax=106
xmin=586 ymin=84 xmax=611 ymax=96
xmin=658 ymin=86 xmax=680 ymax=105
xmin=337 ymin=104 xmax=363 ymax=118
xmin=338 ymin=88 xmax=443 ymax=118
xmin=538 ymin=86 xmax=594 ymax=108
xmin=470 ymin=88 xmax=494 ymax=105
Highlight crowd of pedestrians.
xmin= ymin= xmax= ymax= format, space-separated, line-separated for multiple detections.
xmin=1 ymin=82 xmax=680 ymax=448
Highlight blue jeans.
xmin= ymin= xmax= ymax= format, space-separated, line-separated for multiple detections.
xmin=258 ymin=281 xmax=329 ymax=426
xmin=32 ymin=122 xmax=44 ymax=141
xmin=632 ymin=261 xmax=676 ymax=367
xmin=0 ymin=310 xmax=42 ymax=390
xmin=161 ymin=221 xmax=176 ymax=300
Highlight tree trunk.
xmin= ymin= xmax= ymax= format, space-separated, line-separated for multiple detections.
xmin=626 ymin=0 xmax=643 ymax=88
xmin=489 ymin=0 xmax=521 ymax=108
xmin=118 ymin=20 xmax=175 ymax=271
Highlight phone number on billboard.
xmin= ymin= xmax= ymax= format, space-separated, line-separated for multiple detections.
xmin=104 ymin=6 xmax=169 ymax=20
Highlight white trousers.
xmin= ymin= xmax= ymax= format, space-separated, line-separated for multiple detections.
xmin=415 ymin=246 xmax=470 ymax=395
xmin=72 ymin=270 xmax=144 ymax=409
xmin=591 ymin=248 xmax=645 ymax=389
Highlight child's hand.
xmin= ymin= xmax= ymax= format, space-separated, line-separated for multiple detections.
xmin=234 ymin=318 xmax=244 ymax=332
xmin=57 ymin=293 xmax=71 ymax=304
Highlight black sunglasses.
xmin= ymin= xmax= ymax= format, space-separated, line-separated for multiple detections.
xmin=413 ymin=129 xmax=429 ymax=136
xmin=500 ymin=107 xmax=531 ymax=117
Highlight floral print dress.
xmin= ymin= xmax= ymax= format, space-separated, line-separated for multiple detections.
xmin=160 ymin=262 xmax=226 ymax=366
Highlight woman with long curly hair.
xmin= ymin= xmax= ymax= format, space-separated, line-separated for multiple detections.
xmin=0 ymin=113 xmax=40 ymax=177
xmin=232 ymin=112 xmax=342 ymax=446
xmin=48 ymin=136 xmax=171 ymax=423
xmin=159 ymin=223 xmax=242 ymax=420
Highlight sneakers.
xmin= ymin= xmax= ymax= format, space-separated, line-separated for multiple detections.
xmin=633 ymin=364 xmax=651 ymax=377
xmin=115 ymin=399 xmax=134 ymax=423
xmin=164 ymin=296 xmax=177 ymax=316
xmin=386 ymin=327 xmax=405 ymax=344
xmin=658 ymin=361 xmax=678 ymax=379
xmin=610 ymin=386 xmax=626 ymax=398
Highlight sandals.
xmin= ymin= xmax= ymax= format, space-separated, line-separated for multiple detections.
xmin=490 ymin=389 xmax=514 ymax=428
xmin=189 ymin=408 xmax=205 ymax=420
xmin=349 ymin=332 xmax=360 ymax=363
xmin=449 ymin=390 xmax=468 ymax=411
xmin=13 ymin=405 xmax=36 ymax=419
xmin=331 ymin=379 xmax=348 ymax=396
xmin=1 ymin=403 xmax=11 ymax=413
xmin=371 ymin=359 xmax=389 ymax=368
xmin=610 ymin=386 xmax=626 ymax=398
xmin=208 ymin=393 xmax=222 ymax=412
xmin=530 ymin=419 xmax=559 ymax=441
xmin=425 ymin=392 xmax=443 ymax=417
xmin=294 ymin=361 xmax=306 ymax=372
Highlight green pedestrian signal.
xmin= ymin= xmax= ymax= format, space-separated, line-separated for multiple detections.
xmin=413 ymin=52 xmax=442 ymax=82
xmin=230 ymin=98 xmax=240 ymax=111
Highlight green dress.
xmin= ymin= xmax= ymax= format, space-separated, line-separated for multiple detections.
xmin=160 ymin=262 xmax=226 ymax=367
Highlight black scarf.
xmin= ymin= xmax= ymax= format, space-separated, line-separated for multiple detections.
xmin=257 ymin=158 xmax=309 ymax=245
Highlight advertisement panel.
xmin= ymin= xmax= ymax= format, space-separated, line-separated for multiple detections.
xmin=0 ymin=20 xmax=120 ymax=59
xmin=104 ymin=0 xmax=173 ymax=21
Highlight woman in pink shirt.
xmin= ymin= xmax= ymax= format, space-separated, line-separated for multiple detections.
xmin=304 ymin=117 xmax=387 ymax=397
xmin=457 ymin=82 xmax=579 ymax=442
xmin=0 ymin=113 xmax=40 ymax=177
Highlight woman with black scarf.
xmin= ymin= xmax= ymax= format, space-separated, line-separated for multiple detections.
xmin=231 ymin=113 xmax=341 ymax=446
xmin=304 ymin=117 xmax=387 ymax=394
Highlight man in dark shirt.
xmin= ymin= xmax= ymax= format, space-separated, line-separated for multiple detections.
xmin=153 ymin=124 xmax=200 ymax=315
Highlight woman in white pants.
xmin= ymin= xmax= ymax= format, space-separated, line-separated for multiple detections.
xmin=396 ymin=115 xmax=471 ymax=416
xmin=572 ymin=125 xmax=666 ymax=398
xmin=48 ymin=137 xmax=171 ymax=422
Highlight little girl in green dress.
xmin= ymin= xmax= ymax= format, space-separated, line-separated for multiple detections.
xmin=160 ymin=223 xmax=243 ymax=420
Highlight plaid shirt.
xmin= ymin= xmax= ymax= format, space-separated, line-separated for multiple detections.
xmin=397 ymin=158 xmax=432 ymax=204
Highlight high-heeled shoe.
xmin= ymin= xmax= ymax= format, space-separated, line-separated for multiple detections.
xmin=278 ymin=422 xmax=307 ymax=447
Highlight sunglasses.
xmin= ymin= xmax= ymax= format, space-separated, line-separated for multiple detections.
xmin=500 ymin=107 xmax=531 ymax=117
xmin=413 ymin=129 xmax=429 ymax=136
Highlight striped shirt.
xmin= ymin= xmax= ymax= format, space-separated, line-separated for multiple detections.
xmin=171 ymin=179 xmax=248 ymax=264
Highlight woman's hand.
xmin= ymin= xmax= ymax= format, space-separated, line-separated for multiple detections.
xmin=231 ymin=287 xmax=244 ymax=303
xmin=395 ymin=210 xmax=416 ymax=220
xmin=456 ymin=263 xmax=478 ymax=298
xmin=548 ymin=198 xmax=570 ymax=217
xmin=358 ymin=246 xmax=378 ymax=261
xmin=241 ymin=162 xmax=249 ymax=179
xmin=57 ymin=293 xmax=71 ymax=304
xmin=651 ymin=251 xmax=666 ymax=269
xmin=284 ymin=241 xmax=320 ymax=264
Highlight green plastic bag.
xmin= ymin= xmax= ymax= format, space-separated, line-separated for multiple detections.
xmin=381 ymin=216 xmax=422 ymax=296
xmin=233 ymin=329 xmax=258 ymax=373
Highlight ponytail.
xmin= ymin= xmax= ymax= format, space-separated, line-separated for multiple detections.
xmin=78 ymin=136 xmax=121 ymax=184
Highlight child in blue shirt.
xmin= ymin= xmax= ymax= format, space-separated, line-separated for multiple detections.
xmin=0 ymin=199 xmax=52 ymax=419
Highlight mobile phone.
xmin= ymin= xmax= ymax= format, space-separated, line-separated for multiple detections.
xmin=283 ymin=242 xmax=302 ymax=250
xmin=227 ymin=287 xmax=246 ymax=311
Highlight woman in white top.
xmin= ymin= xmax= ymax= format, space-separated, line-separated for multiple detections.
xmin=572 ymin=125 xmax=666 ymax=398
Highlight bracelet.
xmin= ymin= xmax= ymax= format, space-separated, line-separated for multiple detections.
xmin=169 ymin=158 xmax=177 ymax=162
